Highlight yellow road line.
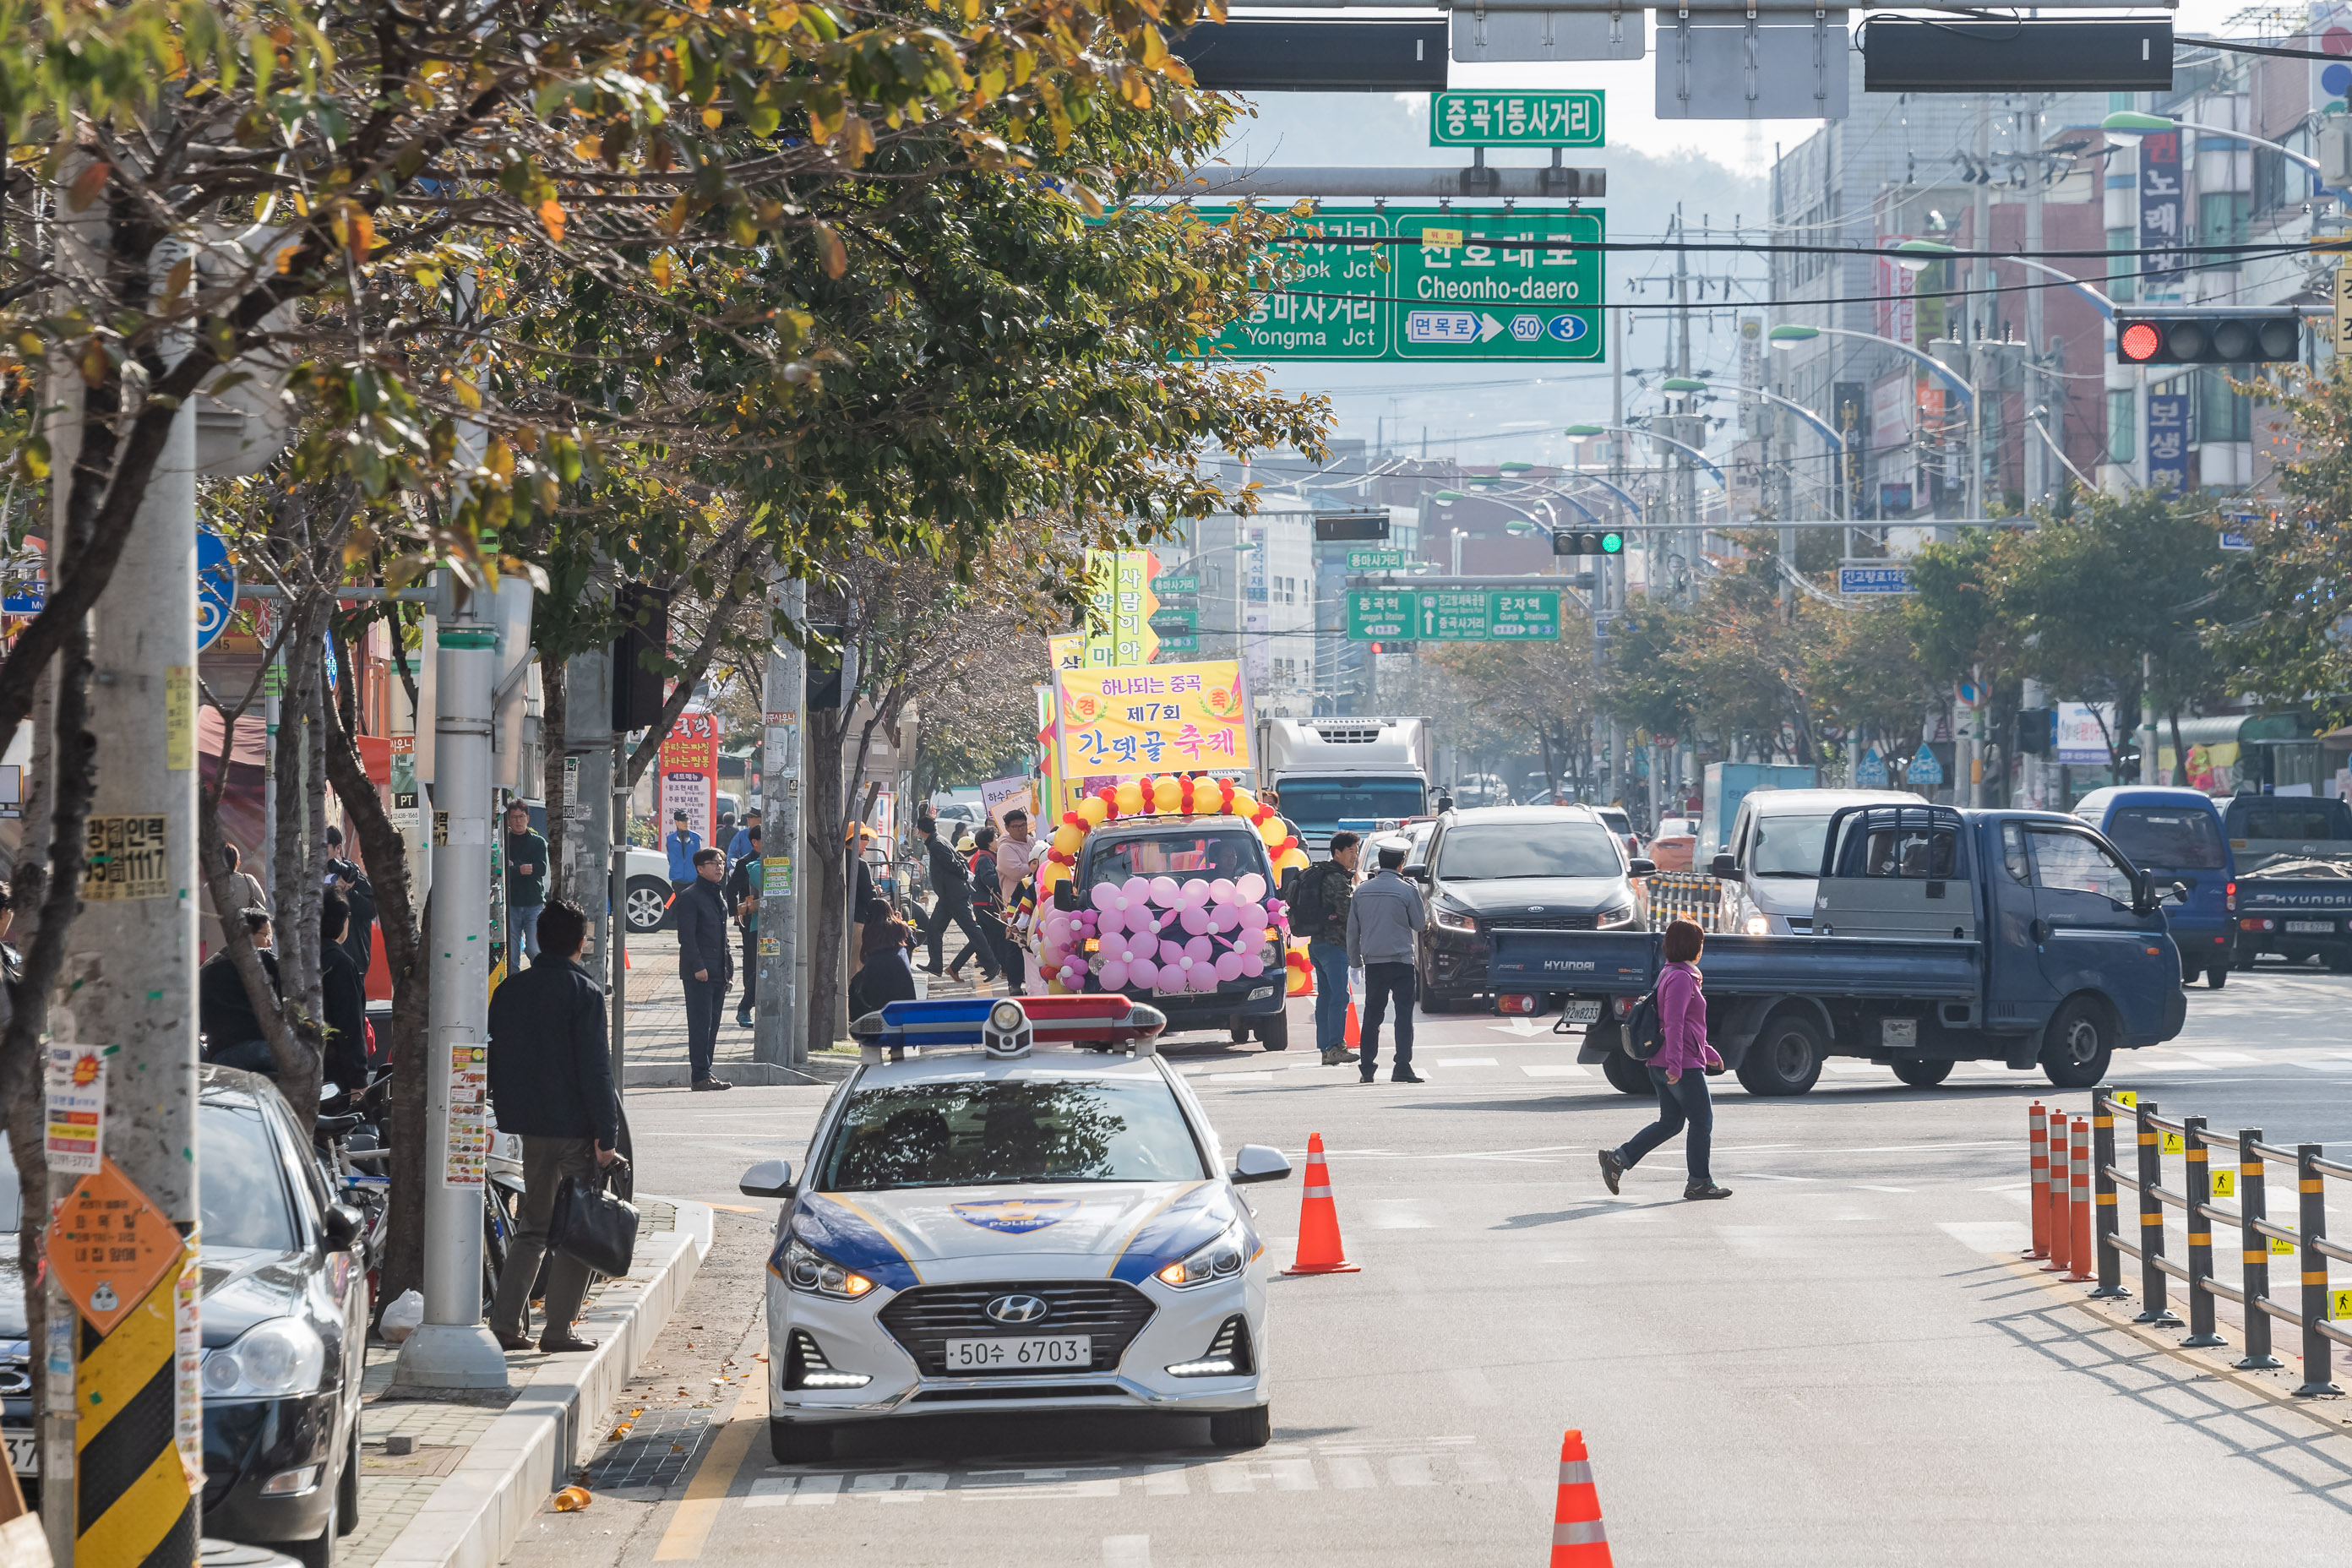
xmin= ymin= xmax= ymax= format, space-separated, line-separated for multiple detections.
xmin=652 ymin=1374 xmax=769 ymax=1561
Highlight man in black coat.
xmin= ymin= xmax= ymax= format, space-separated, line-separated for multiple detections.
xmin=673 ymin=847 xmax=736 ymax=1092
xmin=199 ymin=910 xmax=282 ymax=1072
xmin=318 ymin=891 xmax=369 ymax=1094
xmin=324 ymin=825 xmax=376 ymax=974
xmin=486 ymin=900 xmax=620 ymax=1353
xmin=915 ymin=816 xmax=997 ymax=985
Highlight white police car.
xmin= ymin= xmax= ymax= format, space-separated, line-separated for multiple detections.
xmin=740 ymin=994 xmax=1293 ymax=1462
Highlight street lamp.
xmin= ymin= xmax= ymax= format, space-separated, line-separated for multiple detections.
xmin=1891 ymin=237 xmax=2115 ymax=321
xmin=1162 ymin=536 xmax=1257 ymax=665
xmin=1768 ymin=322 xmax=1982 ymax=520
xmin=2100 ymin=110 xmax=2343 ymax=198
xmin=1562 ymin=422 xmax=1725 ymax=484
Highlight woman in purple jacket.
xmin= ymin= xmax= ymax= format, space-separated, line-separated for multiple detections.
xmin=1598 ymin=919 xmax=1733 ymax=1200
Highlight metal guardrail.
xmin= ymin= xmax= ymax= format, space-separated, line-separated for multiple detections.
xmin=1644 ymin=871 xmax=1730 ymax=934
xmin=2026 ymin=1092 xmax=2350 ymax=1397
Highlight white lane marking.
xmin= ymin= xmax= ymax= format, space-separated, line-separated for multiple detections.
xmin=1939 ymin=1219 xmax=2032 ymax=1252
xmin=1269 ymin=1457 xmax=1318 ymax=1491
xmin=1327 ymin=1456 xmax=1377 ymax=1489
xmin=1446 ymin=1367 xmax=1500 ymax=1406
xmin=2129 ymin=1059 xmax=2215 ymax=1071
xmin=1142 ymin=1467 xmax=1188 ymax=1497
xmin=745 ymin=1478 xmax=797 ymax=1507
xmin=1487 ymin=1019 xmax=1548 ymax=1037
xmin=1190 ymin=1070 xmax=1273 ymax=1084
xmin=1522 ymin=1064 xmax=1592 ymax=1078
xmin=2300 ymin=1059 xmax=2352 ymax=1071
xmin=1424 ymin=1057 xmax=1500 ymax=1068
xmin=1424 ymin=1039 xmax=1523 ymax=1051
xmin=1388 ymin=1454 xmax=1436 ymax=1487
xmin=1821 ymin=1062 xmax=1883 ymax=1076
xmin=1853 ymin=1184 xmax=1914 ymax=1194
xmin=1738 ymin=1173 xmax=1823 ymax=1182
xmin=1207 ymin=1461 xmax=1255 ymax=1494
xmin=1103 ymin=1536 xmax=1152 ymax=1568
xmin=2182 ymin=1050 xmax=2260 ymax=1064
xmin=1364 ymin=1199 xmax=1441 ymax=1229
xmin=790 ymin=1475 xmax=842 ymax=1505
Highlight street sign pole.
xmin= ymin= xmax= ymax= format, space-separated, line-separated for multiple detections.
xmin=756 ymin=569 xmax=805 ymax=1069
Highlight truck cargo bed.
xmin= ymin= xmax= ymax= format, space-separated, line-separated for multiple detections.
xmin=1486 ymin=928 xmax=1981 ymax=1004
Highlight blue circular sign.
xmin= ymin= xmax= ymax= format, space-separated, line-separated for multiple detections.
xmin=2324 ymin=61 xmax=2352 ymax=97
xmin=1547 ymin=314 xmax=1590 ymax=344
xmin=196 ymin=526 xmax=237 ymax=651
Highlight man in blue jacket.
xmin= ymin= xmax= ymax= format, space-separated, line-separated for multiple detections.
xmin=665 ymin=809 xmax=702 ymax=897
xmin=673 ymin=847 xmax=736 ymax=1091
xmin=486 ymin=900 xmax=619 ymax=1353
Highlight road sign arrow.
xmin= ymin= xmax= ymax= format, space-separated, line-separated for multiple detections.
xmin=1478 ymin=313 xmax=1506 ymax=343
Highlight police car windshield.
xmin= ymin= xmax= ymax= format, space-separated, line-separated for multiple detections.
xmin=818 ymin=1079 xmax=1208 ymax=1190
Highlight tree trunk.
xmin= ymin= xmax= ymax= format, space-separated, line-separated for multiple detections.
xmin=198 ymin=779 xmax=316 ymax=1114
xmin=806 ymin=707 xmax=847 ymax=1049
xmin=2167 ymin=708 xmax=2188 ymax=790
xmin=322 ymin=674 xmax=431 ymax=1305
xmin=541 ymin=648 xmax=571 ymax=903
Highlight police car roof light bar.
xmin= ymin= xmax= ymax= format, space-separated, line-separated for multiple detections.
xmin=849 ymin=994 xmax=1172 ymax=1061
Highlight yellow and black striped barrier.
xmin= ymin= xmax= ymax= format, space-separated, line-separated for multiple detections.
xmin=1642 ymin=872 xmax=1731 ymax=934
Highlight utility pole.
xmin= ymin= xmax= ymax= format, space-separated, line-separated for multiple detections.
xmin=756 ymin=569 xmax=806 ymax=1068
xmin=395 ymin=570 xmax=508 ymax=1390
xmin=564 ymin=642 xmax=613 ymax=975
xmin=1970 ymin=95 xmax=1992 ymax=525
xmin=2023 ymin=95 xmax=2048 ymax=507
xmin=49 ymin=366 xmax=204 ymax=1568
xmin=1674 ymin=210 xmax=1696 ymax=606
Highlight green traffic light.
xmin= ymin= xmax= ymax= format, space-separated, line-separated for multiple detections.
xmin=1601 ymin=532 xmax=1623 ymax=554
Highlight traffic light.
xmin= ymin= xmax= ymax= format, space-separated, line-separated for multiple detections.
xmin=1552 ymin=530 xmax=1625 ymax=557
xmin=1314 ymin=509 xmax=1390 ymax=541
xmin=2115 ymin=311 xmax=2300 ymax=366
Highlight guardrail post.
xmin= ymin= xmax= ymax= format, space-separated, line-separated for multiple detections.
xmin=2235 ymin=1128 xmax=2280 ymax=1370
xmin=2066 ymin=1115 xmax=2094 ymax=1285
xmin=2027 ymin=1101 xmax=2050 ymax=1260
xmin=2091 ymin=1090 xmax=2128 ymax=1299
xmin=2294 ymin=1144 xmax=2340 ymax=1398
xmin=2180 ymin=1116 xmax=2224 ymax=1348
xmin=2132 ymin=1099 xmax=2179 ymax=1326
xmin=2042 ymin=1110 xmax=2072 ymax=1273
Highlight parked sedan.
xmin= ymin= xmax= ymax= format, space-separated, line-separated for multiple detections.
xmin=3 ymin=1067 xmax=369 ymax=1567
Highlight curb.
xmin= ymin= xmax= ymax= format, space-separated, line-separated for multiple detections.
xmin=370 ymin=1198 xmax=716 ymax=1568
xmin=623 ymin=1057 xmax=853 ymax=1087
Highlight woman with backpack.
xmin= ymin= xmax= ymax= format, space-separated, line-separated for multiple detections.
xmin=1598 ymin=918 xmax=1733 ymax=1201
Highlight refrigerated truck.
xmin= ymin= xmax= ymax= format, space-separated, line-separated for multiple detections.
xmin=1255 ymin=716 xmax=1434 ymax=852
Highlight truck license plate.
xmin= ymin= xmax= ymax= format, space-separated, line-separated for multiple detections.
xmin=1881 ymin=1018 xmax=1918 ymax=1049
xmin=5 ymin=1432 xmax=35 ymax=1475
xmin=944 ymin=1336 xmax=1091 ymax=1371
xmin=2285 ymin=920 xmax=2336 ymax=934
xmin=1563 ymin=1000 xmax=1603 ymax=1024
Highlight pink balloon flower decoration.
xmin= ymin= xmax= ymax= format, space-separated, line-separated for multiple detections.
xmin=1235 ymin=873 xmax=1267 ymax=903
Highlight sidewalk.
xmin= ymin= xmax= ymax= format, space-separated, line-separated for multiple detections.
xmin=346 ymin=1197 xmax=714 ymax=1568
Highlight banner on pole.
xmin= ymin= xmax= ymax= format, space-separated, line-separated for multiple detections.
xmin=1054 ymin=659 xmax=1251 ymax=777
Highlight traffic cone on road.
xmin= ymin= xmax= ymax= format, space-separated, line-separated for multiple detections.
xmin=1282 ymin=1133 xmax=1360 ymax=1276
xmin=1344 ymin=999 xmax=1361 ymax=1050
xmin=1549 ymin=1429 xmax=1613 ymax=1566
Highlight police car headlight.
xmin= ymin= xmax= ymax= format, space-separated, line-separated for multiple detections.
xmin=1598 ymin=902 xmax=1638 ymax=928
xmin=1156 ymin=1220 xmax=1253 ymax=1289
xmin=785 ymin=1238 xmax=876 ymax=1300
xmin=201 ymin=1317 xmax=325 ymax=1398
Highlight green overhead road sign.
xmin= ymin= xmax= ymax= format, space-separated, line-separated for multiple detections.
xmin=1152 ymin=573 xmax=1200 ymax=594
xmin=1347 ymin=588 xmax=1563 ymax=641
xmin=1431 ymin=91 xmax=1603 ymax=148
xmin=1347 ymin=547 xmax=1411 ymax=570
xmin=1192 ymin=204 xmax=1604 ymax=363
xmin=1149 ymin=607 xmax=1198 ymax=632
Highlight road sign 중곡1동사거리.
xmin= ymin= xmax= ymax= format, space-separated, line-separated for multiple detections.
xmin=1430 ymin=90 xmax=1603 ymax=148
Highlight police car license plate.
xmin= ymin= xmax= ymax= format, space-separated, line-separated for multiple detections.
xmin=1563 ymin=1000 xmax=1603 ymax=1024
xmin=5 ymin=1431 xmax=35 ymax=1475
xmin=945 ymin=1336 xmax=1091 ymax=1371
xmin=2286 ymin=920 xmax=2336 ymax=934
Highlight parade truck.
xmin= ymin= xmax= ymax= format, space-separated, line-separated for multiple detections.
xmin=1484 ymin=803 xmax=2188 ymax=1097
xmin=1255 ymin=716 xmax=1435 ymax=853
xmin=1030 ymin=775 xmax=1314 ymax=1051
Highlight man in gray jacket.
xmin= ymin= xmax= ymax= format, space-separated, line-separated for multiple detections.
xmin=1346 ymin=838 xmax=1427 ymax=1084
xmin=673 ymin=848 xmax=736 ymax=1091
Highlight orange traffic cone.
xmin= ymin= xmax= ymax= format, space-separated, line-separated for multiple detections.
xmin=1549 ymin=1429 xmax=1613 ymax=1566
xmin=1344 ymin=999 xmax=1361 ymax=1050
xmin=1282 ymin=1133 xmax=1360 ymax=1276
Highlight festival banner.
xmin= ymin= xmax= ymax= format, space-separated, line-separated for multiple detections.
xmin=1054 ymin=658 xmax=1251 ymax=778
xmin=658 ymin=709 xmax=722 ymax=847
xmin=1081 ymin=550 xmax=1161 ymax=667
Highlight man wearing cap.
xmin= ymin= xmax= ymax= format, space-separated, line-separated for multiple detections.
xmin=1345 ymin=837 xmax=1426 ymax=1085
xmin=665 ymin=809 xmax=702 ymax=901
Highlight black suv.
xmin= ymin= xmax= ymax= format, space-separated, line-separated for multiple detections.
xmin=1407 ymin=805 xmax=1652 ymax=1012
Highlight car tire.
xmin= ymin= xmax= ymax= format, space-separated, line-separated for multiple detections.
xmin=1601 ymin=1049 xmax=1652 ymax=1096
xmin=1228 ymin=1017 xmax=1251 ymax=1043
xmin=1257 ymin=1009 xmax=1290 ymax=1052
xmin=1890 ymin=1055 xmax=1952 ymax=1088
xmin=2205 ymin=966 xmax=2228 ymax=990
xmin=1209 ymin=1405 xmax=1272 ymax=1450
xmin=1419 ymin=991 xmax=1454 ymax=1015
xmin=335 ymin=1421 xmax=360 ymax=1534
xmin=624 ymin=877 xmax=672 ymax=934
xmin=290 ymin=1488 xmax=337 ymax=1568
xmin=1735 ymin=1011 xmax=1824 ymax=1097
xmin=770 ymin=1421 xmax=837 ymax=1464
xmin=2039 ymin=998 xmax=2114 ymax=1089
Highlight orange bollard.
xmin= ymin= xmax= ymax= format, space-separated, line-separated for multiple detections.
xmin=2042 ymin=1111 xmax=2072 ymax=1273
xmin=1549 ymin=1429 xmax=1614 ymax=1566
xmin=1282 ymin=1133 xmax=1361 ymax=1276
xmin=2066 ymin=1116 xmax=2096 ymax=1283
xmin=2025 ymin=1102 xmax=2049 ymax=1260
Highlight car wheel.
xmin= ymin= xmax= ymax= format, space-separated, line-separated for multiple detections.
xmin=1209 ymin=1405 xmax=1272 ymax=1450
xmin=1735 ymin=1011 xmax=1824 ymax=1097
xmin=1601 ymin=1049 xmax=1652 ymax=1096
xmin=770 ymin=1421 xmax=837 ymax=1464
xmin=1256 ymin=1008 xmax=1290 ymax=1052
xmin=2039 ymin=999 xmax=2114 ymax=1089
xmin=1228 ymin=1015 xmax=1250 ymax=1043
xmin=624 ymin=878 xmax=672 ymax=934
xmin=1890 ymin=1055 xmax=1952 ymax=1088
xmin=336 ymin=1421 xmax=360 ymax=1533
xmin=1419 ymin=991 xmax=1453 ymax=1015
xmin=2205 ymin=966 xmax=2228 ymax=990
xmin=290 ymin=1488 xmax=337 ymax=1568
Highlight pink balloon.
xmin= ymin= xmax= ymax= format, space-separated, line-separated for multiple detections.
xmin=1097 ymin=959 xmax=1129 ymax=991
xmin=1180 ymin=879 xmax=1211 ymax=908
xmin=1039 ymin=943 xmax=1065 ymax=969
xmin=1238 ymin=948 xmax=1266 ymax=977
xmin=1130 ymin=956 xmax=1159 ymax=987
xmin=1180 ymin=905 xmax=1213 ymax=936
xmin=1146 ymin=875 xmax=1180 ymax=906
xmin=1122 ymin=875 xmax=1152 ymax=906
xmin=1209 ymin=878 xmax=1237 ymax=905
xmin=1184 ymin=934 xmax=1212 ymax=964
xmin=1093 ymin=902 xmax=1126 ymax=936
xmin=1236 ymin=901 xmax=1266 ymax=934
xmin=1213 ymin=950 xmax=1244 ymax=982
xmin=1159 ymin=939 xmax=1187 ymax=966
xmin=1090 ymin=882 xmax=1120 ymax=913
xmin=1206 ymin=902 xmax=1240 ymax=934
xmin=1058 ymin=962 xmax=1086 ymax=988
xmin=1235 ymin=873 xmax=1267 ymax=902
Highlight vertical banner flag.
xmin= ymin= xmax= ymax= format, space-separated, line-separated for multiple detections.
xmin=1055 ymin=658 xmax=1252 ymax=778
xmin=1081 ymin=549 xmax=1161 ymax=667
xmin=659 ymin=710 xmax=722 ymax=848
xmin=2138 ymin=132 xmax=2185 ymax=295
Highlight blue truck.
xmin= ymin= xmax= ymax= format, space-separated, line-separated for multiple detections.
xmin=1487 ymin=804 xmax=2188 ymax=1096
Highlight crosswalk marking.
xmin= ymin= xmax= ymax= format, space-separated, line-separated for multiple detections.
xmin=1424 ymin=1057 xmax=1499 ymax=1067
xmin=1102 ymin=1536 xmax=1151 ymax=1568
xmin=743 ymin=1442 xmax=1507 ymax=1508
xmin=1522 ymin=1064 xmax=1591 ymax=1078
xmin=1327 ymin=1456 xmax=1376 ymax=1489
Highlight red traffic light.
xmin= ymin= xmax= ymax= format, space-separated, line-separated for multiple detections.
xmin=2120 ymin=321 xmax=2161 ymax=362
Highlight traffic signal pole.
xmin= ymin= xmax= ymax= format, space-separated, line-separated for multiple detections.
xmin=755 ymin=569 xmax=805 ymax=1069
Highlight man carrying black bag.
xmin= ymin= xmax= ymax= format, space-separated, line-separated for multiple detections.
xmin=486 ymin=899 xmax=620 ymax=1353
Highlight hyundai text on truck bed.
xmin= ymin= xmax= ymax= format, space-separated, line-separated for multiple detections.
xmin=1485 ymin=804 xmax=2187 ymax=1095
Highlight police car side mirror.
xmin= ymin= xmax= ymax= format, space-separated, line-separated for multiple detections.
xmin=1230 ymin=1145 xmax=1292 ymax=1184
xmin=739 ymin=1159 xmax=795 ymax=1199
xmin=1054 ymin=882 xmax=1081 ymax=912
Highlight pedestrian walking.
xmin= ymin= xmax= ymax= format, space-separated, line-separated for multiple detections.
xmin=485 ymin=899 xmax=621 ymax=1353
xmin=847 ymin=896 xmax=919 ymax=1018
xmin=674 ymin=847 xmax=736 ymax=1091
xmin=916 ymin=815 xmax=998 ymax=985
xmin=1598 ymin=919 xmax=1732 ymax=1201
xmin=319 ymin=891 xmax=369 ymax=1094
xmin=726 ymin=823 xmax=764 ymax=1026
xmin=994 ymin=808 xmax=1038 ymax=994
xmin=665 ymin=809 xmax=703 ymax=899
xmin=199 ymin=911 xmax=281 ymax=1072
xmin=1293 ymin=830 xmax=1363 ymax=1067
xmin=1345 ymin=838 xmax=1425 ymax=1084
xmin=954 ymin=825 xmax=1010 ymax=988
xmin=503 ymin=802 xmax=549 ymax=961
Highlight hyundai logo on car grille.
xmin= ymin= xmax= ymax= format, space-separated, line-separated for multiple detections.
xmin=984 ymin=1294 xmax=1050 ymax=1325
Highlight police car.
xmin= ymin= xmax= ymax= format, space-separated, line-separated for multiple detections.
xmin=741 ymin=994 xmax=1293 ymax=1462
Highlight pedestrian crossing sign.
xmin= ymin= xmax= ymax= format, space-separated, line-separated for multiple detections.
xmin=2210 ymin=1169 xmax=2235 ymax=1198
